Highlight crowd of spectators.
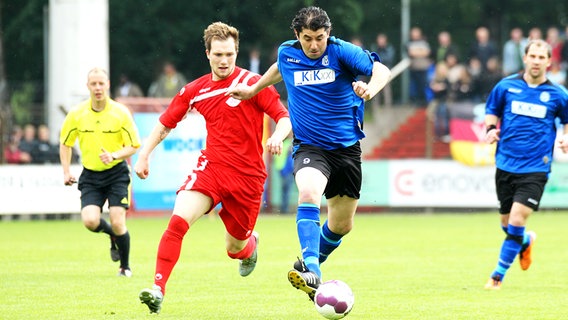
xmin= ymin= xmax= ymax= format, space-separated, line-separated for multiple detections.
xmin=114 ymin=61 xmax=188 ymax=99
xmin=399 ymin=25 xmax=568 ymax=142
xmin=2 ymin=60 xmax=190 ymax=165
xmin=3 ymin=27 xmax=568 ymax=163
xmin=3 ymin=123 xmax=63 ymax=164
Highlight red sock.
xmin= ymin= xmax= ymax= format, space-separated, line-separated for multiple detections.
xmin=154 ymin=215 xmax=189 ymax=294
xmin=227 ymin=234 xmax=256 ymax=260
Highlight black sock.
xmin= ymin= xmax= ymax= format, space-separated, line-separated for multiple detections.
xmin=115 ymin=231 xmax=130 ymax=269
xmin=93 ymin=218 xmax=115 ymax=237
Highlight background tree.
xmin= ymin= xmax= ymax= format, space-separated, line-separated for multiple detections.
xmin=0 ymin=0 xmax=7 ymax=162
xmin=2 ymin=0 xmax=47 ymax=127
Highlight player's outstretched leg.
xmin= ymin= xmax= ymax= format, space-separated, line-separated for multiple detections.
xmin=239 ymin=231 xmax=259 ymax=277
xmin=519 ymin=231 xmax=536 ymax=271
xmin=288 ymin=258 xmax=321 ymax=301
xmin=139 ymin=285 xmax=163 ymax=314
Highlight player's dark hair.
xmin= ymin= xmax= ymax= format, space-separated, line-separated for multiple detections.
xmin=203 ymin=22 xmax=239 ymax=52
xmin=290 ymin=6 xmax=332 ymax=34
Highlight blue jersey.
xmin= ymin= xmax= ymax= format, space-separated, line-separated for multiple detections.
xmin=486 ymin=74 xmax=568 ymax=174
xmin=277 ymin=36 xmax=379 ymax=150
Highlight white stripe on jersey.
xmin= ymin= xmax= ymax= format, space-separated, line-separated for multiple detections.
xmin=189 ymin=69 xmax=252 ymax=105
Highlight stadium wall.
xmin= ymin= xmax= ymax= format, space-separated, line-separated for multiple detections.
xmin=3 ymin=159 xmax=568 ymax=216
xmin=270 ymin=159 xmax=568 ymax=211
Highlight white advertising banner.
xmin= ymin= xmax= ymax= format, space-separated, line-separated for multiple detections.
xmin=388 ymin=160 xmax=498 ymax=207
xmin=0 ymin=165 xmax=83 ymax=214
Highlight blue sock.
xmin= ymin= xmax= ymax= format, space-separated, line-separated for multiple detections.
xmin=521 ymin=232 xmax=531 ymax=248
xmin=491 ymin=224 xmax=524 ymax=280
xmin=502 ymin=224 xmax=531 ymax=248
xmin=296 ymin=203 xmax=321 ymax=278
xmin=319 ymin=220 xmax=342 ymax=264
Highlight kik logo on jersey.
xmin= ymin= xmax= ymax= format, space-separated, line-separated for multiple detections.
xmin=294 ymin=68 xmax=335 ymax=86
xmin=511 ymin=100 xmax=547 ymax=119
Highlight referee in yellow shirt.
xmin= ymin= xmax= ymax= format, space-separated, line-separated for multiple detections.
xmin=60 ymin=67 xmax=141 ymax=277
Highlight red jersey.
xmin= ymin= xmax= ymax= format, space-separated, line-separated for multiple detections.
xmin=160 ymin=67 xmax=289 ymax=178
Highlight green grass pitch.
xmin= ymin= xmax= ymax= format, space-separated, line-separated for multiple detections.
xmin=2 ymin=211 xmax=568 ymax=319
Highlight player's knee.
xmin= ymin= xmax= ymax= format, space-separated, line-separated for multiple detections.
xmin=334 ymin=224 xmax=353 ymax=235
xmin=83 ymin=219 xmax=99 ymax=232
xmin=297 ymin=189 xmax=320 ymax=204
xmin=110 ymin=222 xmax=127 ymax=236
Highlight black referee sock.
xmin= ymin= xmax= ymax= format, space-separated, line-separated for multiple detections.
xmin=93 ymin=218 xmax=115 ymax=237
xmin=115 ymin=231 xmax=131 ymax=269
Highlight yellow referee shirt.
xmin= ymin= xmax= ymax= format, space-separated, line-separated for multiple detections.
xmin=60 ymin=98 xmax=141 ymax=171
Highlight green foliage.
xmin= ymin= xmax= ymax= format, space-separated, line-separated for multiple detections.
xmin=2 ymin=212 xmax=568 ymax=319
xmin=2 ymin=0 xmax=567 ymax=100
xmin=2 ymin=0 xmax=48 ymax=82
xmin=9 ymin=82 xmax=35 ymax=125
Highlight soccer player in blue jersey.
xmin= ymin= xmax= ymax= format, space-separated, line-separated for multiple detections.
xmin=484 ymin=39 xmax=568 ymax=289
xmin=227 ymin=6 xmax=391 ymax=300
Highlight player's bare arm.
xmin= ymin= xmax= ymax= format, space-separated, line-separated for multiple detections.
xmin=557 ymin=125 xmax=568 ymax=153
xmin=134 ymin=123 xmax=172 ymax=179
xmin=59 ymin=144 xmax=77 ymax=185
xmin=227 ymin=62 xmax=283 ymax=100
xmin=352 ymin=61 xmax=391 ymax=101
xmin=266 ymin=117 xmax=292 ymax=155
xmin=484 ymin=114 xmax=500 ymax=144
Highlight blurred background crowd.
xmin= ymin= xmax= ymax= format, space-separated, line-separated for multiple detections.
xmin=1 ymin=1 xmax=568 ymax=164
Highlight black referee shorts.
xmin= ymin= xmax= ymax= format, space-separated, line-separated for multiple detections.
xmin=78 ymin=161 xmax=131 ymax=210
xmin=293 ymin=142 xmax=362 ymax=200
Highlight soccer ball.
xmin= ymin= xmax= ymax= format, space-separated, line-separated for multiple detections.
xmin=314 ymin=280 xmax=355 ymax=319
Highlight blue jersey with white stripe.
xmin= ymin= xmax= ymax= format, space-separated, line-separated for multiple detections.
xmin=485 ymin=74 xmax=568 ymax=174
xmin=277 ymin=36 xmax=379 ymax=150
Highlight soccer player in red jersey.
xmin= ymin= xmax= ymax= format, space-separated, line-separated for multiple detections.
xmin=135 ymin=22 xmax=291 ymax=314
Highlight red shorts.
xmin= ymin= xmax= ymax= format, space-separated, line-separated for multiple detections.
xmin=178 ymin=155 xmax=265 ymax=240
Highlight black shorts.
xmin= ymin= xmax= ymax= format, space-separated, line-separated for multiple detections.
xmin=78 ymin=161 xmax=131 ymax=210
xmin=293 ymin=142 xmax=362 ymax=199
xmin=495 ymin=168 xmax=548 ymax=214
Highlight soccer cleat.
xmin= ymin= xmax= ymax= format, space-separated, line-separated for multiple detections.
xmin=239 ymin=231 xmax=259 ymax=277
xmin=139 ymin=285 xmax=163 ymax=314
xmin=293 ymin=258 xmax=305 ymax=272
xmin=110 ymin=236 xmax=120 ymax=262
xmin=484 ymin=275 xmax=502 ymax=290
xmin=288 ymin=258 xmax=321 ymax=301
xmin=118 ymin=268 xmax=132 ymax=277
xmin=519 ymin=231 xmax=537 ymax=271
